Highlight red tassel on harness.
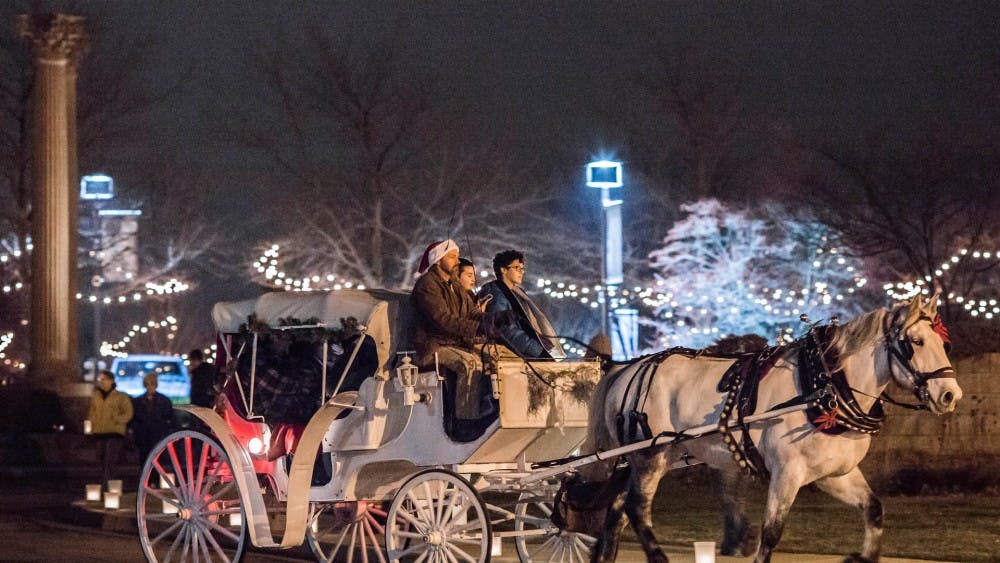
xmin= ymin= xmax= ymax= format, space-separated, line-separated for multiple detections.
xmin=813 ymin=408 xmax=839 ymax=433
xmin=932 ymin=315 xmax=950 ymax=344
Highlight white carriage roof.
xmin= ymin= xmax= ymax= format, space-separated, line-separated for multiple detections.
xmin=211 ymin=289 xmax=415 ymax=372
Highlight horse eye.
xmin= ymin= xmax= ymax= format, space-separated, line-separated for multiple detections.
xmin=911 ymin=337 xmax=923 ymax=346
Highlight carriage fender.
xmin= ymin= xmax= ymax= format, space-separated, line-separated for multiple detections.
xmin=176 ymin=405 xmax=279 ymax=548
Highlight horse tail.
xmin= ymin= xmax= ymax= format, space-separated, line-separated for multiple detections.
xmin=578 ymin=366 xmax=619 ymax=482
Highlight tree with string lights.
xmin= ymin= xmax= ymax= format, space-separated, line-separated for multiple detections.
xmin=645 ymin=199 xmax=870 ymax=349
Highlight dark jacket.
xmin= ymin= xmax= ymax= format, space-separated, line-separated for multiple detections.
xmin=189 ymin=362 xmax=217 ymax=408
xmin=412 ymin=267 xmax=483 ymax=366
xmin=131 ymin=392 xmax=174 ymax=440
xmin=479 ymin=280 xmax=564 ymax=359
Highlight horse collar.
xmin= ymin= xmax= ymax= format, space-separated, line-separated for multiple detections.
xmin=798 ymin=326 xmax=884 ymax=435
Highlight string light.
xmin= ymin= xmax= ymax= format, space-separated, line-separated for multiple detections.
xmin=253 ymin=244 xmax=365 ymax=292
xmin=101 ymin=316 xmax=179 ymax=358
xmin=883 ymin=248 xmax=999 ymax=307
xmin=0 ymin=332 xmax=12 ymax=355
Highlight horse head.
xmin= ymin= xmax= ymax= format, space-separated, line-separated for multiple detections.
xmin=885 ymin=292 xmax=962 ymax=414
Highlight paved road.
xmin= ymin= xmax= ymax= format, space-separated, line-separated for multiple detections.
xmin=0 ymin=470 xmax=945 ymax=562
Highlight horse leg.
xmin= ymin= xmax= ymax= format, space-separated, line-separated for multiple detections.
xmin=755 ymin=473 xmax=802 ymax=563
xmin=623 ymin=453 xmax=670 ymax=563
xmin=590 ymin=488 xmax=628 ymax=563
xmin=814 ymin=468 xmax=883 ymax=563
xmin=715 ymin=467 xmax=756 ymax=556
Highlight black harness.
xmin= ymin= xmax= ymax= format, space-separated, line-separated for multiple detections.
xmin=882 ymin=310 xmax=955 ymax=405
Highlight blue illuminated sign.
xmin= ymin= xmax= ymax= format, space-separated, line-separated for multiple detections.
xmin=586 ymin=160 xmax=623 ymax=189
xmin=80 ymin=174 xmax=114 ymax=200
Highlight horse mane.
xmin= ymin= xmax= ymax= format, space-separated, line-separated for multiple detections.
xmin=828 ymin=304 xmax=905 ymax=359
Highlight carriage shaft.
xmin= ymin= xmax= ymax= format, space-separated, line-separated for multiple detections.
xmin=522 ymin=402 xmax=811 ymax=485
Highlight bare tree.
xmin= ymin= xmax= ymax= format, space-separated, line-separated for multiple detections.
xmin=806 ymin=135 xmax=1000 ymax=321
xmin=240 ymin=30 xmax=588 ymax=290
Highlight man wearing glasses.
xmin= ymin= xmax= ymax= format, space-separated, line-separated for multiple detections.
xmin=479 ymin=249 xmax=565 ymax=359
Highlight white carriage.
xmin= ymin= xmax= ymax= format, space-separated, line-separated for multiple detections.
xmin=136 ymin=289 xmax=603 ymax=562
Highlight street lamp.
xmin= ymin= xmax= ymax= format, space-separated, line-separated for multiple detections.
xmin=585 ymin=160 xmax=623 ymax=336
xmin=585 ymin=160 xmax=638 ymax=361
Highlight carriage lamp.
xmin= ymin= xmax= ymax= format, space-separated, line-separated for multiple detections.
xmin=396 ymin=354 xmax=431 ymax=406
xmin=397 ymin=354 xmax=418 ymax=387
xmin=694 ymin=541 xmax=716 ymax=563
xmin=104 ymin=491 xmax=121 ymax=510
xmin=107 ymin=479 xmax=123 ymax=495
xmin=248 ymin=437 xmax=265 ymax=456
xmin=85 ymin=484 xmax=101 ymax=502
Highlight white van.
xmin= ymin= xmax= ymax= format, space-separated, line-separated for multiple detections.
xmin=110 ymin=354 xmax=190 ymax=402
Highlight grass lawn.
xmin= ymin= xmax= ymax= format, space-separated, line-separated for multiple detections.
xmin=646 ymin=469 xmax=1000 ymax=562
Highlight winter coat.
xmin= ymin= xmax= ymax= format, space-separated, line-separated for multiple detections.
xmin=479 ymin=280 xmax=565 ymax=359
xmin=411 ymin=267 xmax=482 ymax=366
xmin=189 ymin=362 xmax=217 ymax=408
xmin=131 ymin=392 xmax=174 ymax=440
xmin=88 ymin=387 xmax=134 ymax=436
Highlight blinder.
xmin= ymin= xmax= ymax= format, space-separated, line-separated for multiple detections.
xmin=884 ymin=312 xmax=954 ymax=403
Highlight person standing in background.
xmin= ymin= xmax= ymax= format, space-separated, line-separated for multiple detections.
xmin=188 ymin=349 xmax=216 ymax=408
xmin=131 ymin=373 xmax=174 ymax=462
xmin=88 ymin=369 xmax=133 ymax=491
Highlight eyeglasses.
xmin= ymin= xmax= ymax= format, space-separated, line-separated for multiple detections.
xmin=506 ymin=265 xmax=525 ymax=272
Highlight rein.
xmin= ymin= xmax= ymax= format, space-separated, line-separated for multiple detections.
xmin=881 ymin=310 xmax=955 ymax=405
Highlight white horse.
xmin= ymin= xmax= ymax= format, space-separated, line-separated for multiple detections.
xmin=580 ymin=294 xmax=962 ymax=563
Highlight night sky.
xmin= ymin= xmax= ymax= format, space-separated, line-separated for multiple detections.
xmin=95 ymin=1 xmax=999 ymax=171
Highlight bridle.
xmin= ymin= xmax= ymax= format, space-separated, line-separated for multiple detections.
xmin=882 ymin=309 xmax=955 ymax=404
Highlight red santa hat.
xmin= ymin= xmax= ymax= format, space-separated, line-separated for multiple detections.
xmin=417 ymin=239 xmax=459 ymax=274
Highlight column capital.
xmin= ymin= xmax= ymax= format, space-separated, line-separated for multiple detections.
xmin=17 ymin=13 xmax=89 ymax=65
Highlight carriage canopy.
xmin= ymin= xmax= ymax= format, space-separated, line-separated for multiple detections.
xmin=210 ymin=289 xmax=415 ymax=375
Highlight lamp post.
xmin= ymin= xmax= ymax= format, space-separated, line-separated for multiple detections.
xmin=585 ymin=160 xmax=623 ymax=340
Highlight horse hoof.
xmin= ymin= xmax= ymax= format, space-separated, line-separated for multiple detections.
xmin=740 ymin=524 xmax=760 ymax=557
xmin=842 ymin=553 xmax=875 ymax=563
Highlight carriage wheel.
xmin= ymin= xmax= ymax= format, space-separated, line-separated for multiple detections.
xmin=514 ymin=491 xmax=595 ymax=563
xmin=306 ymin=501 xmax=389 ymax=563
xmin=385 ymin=469 xmax=491 ymax=563
xmin=137 ymin=430 xmax=248 ymax=563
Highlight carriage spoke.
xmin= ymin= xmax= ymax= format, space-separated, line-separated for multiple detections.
xmin=203 ymin=523 xmax=231 ymax=563
xmin=438 ymin=489 xmax=460 ymax=528
xmin=395 ymin=505 xmax=427 ymax=532
xmin=346 ymin=522 xmax=358 ymax=563
xmin=366 ymin=510 xmax=387 ymax=536
xmin=194 ymin=439 xmax=210 ymax=495
xmin=445 ymin=543 xmax=477 ymax=563
xmin=535 ymin=502 xmax=552 ymax=517
xmin=150 ymin=518 xmax=186 ymax=547
xmin=162 ymin=521 xmax=186 ymax=563
xmin=421 ymin=481 xmax=439 ymax=525
xmin=363 ymin=515 xmax=387 ymax=563
xmin=154 ymin=458 xmax=186 ymax=503
xmin=393 ymin=543 xmax=428 ymax=560
xmin=202 ymin=481 xmax=236 ymax=507
xmin=328 ymin=518 xmax=352 ymax=562
xmin=204 ymin=518 xmax=242 ymax=543
xmin=184 ymin=437 xmax=196 ymax=500
xmin=166 ymin=441 xmax=189 ymax=497
xmin=443 ymin=546 xmax=460 ymax=563
xmin=413 ymin=549 xmax=430 ymax=563
xmin=405 ymin=490 xmax=435 ymax=526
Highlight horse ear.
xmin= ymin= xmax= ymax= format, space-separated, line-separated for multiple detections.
xmin=908 ymin=295 xmax=923 ymax=315
xmin=928 ymin=291 xmax=941 ymax=316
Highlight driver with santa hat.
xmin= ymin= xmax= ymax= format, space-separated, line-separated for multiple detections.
xmin=411 ymin=239 xmax=494 ymax=421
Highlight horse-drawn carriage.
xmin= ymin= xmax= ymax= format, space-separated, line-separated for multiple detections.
xmin=136 ymin=289 xmax=603 ymax=562
xmin=135 ymin=288 xmax=961 ymax=563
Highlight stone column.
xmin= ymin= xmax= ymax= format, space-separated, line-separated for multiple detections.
xmin=17 ymin=13 xmax=88 ymax=390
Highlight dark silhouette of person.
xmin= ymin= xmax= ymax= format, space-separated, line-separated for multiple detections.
xmin=188 ymin=349 xmax=217 ymax=408
xmin=131 ymin=373 xmax=174 ymax=462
